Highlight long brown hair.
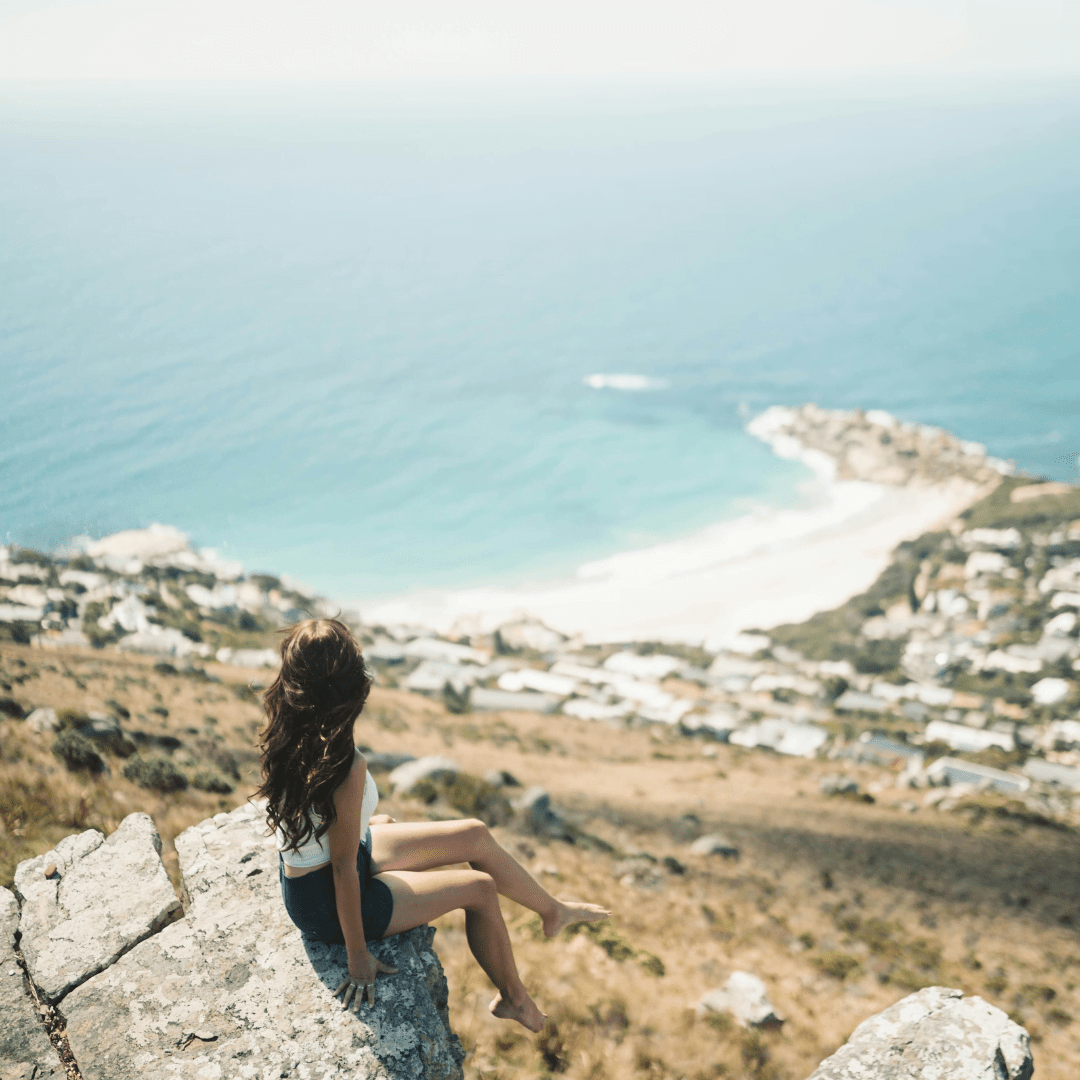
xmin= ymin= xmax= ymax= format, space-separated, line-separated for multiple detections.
xmin=256 ymin=619 xmax=372 ymax=853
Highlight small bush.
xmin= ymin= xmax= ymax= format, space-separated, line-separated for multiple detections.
xmin=192 ymin=771 xmax=234 ymax=794
xmin=851 ymin=638 xmax=906 ymax=675
xmin=441 ymin=773 xmax=511 ymax=825
xmin=577 ymin=921 xmax=636 ymax=962
xmin=884 ymin=966 xmax=937 ymax=992
xmin=637 ymin=951 xmax=666 ymax=977
xmin=813 ymin=951 xmax=862 ymax=981
xmin=123 ymin=755 xmax=188 ymax=793
xmin=52 ymin=730 xmax=106 ymax=774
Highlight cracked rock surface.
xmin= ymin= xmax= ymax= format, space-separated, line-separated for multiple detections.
xmin=0 ymin=887 xmax=64 ymax=1080
xmin=62 ymin=801 xmax=466 ymax=1080
xmin=13 ymin=812 xmax=182 ymax=1004
xmin=807 ymin=985 xmax=1033 ymax=1080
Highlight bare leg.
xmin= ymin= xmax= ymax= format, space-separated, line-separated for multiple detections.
xmin=376 ymin=867 xmax=546 ymax=1032
xmin=370 ymin=819 xmax=609 ymax=936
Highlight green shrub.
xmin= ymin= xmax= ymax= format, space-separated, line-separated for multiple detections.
xmin=850 ymin=638 xmax=906 ymax=675
xmin=122 ymin=755 xmax=188 ymax=793
xmin=411 ymin=772 xmax=512 ymax=826
xmin=637 ymin=951 xmax=666 ymax=977
xmin=961 ymin=477 xmax=1080 ymax=529
xmin=813 ymin=951 xmax=862 ymax=980
xmin=52 ymin=730 xmax=106 ymax=774
xmin=192 ymin=771 xmax=234 ymax=794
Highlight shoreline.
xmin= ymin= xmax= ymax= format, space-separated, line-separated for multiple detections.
xmin=359 ymin=405 xmax=1010 ymax=646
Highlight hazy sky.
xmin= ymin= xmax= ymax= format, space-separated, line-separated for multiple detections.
xmin=0 ymin=0 xmax=1078 ymax=81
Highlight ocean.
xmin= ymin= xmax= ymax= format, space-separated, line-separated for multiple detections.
xmin=2 ymin=79 xmax=1079 ymax=608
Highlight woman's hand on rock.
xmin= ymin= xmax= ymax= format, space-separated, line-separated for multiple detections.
xmin=334 ymin=951 xmax=398 ymax=1011
xmin=369 ymin=814 xmax=396 ymax=825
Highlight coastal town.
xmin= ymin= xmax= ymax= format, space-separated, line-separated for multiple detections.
xmin=3 ymin=405 xmax=1079 ymax=834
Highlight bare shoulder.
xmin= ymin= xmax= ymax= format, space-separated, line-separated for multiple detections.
xmin=336 ymin=745 xmax=367 ymax=800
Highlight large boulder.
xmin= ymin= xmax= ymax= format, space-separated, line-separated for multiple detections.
xmin=62 ymin=801 xmax=465 ymax=1080
xmin=0 ymin=887 xmax=64 ymax=1079
xmin=806 ymin=986 xmax=1033 ymax=1080
xmin=13 ymin=813 xmax=182 ymax=1002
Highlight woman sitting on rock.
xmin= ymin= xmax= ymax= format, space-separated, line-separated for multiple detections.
xmin=258 ymin=618 xmax=609 ymax=1032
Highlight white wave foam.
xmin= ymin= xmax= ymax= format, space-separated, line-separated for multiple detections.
xmin=583 ymin=373 xmax=668 ymax=392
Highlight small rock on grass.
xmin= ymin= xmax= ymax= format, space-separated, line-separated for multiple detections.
xmin=697 ymin=971 xmax=784 ymax=1029
xmin=689 ymin=834 xmax=739 ymax=859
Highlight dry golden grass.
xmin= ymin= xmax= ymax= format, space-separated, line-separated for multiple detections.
xmin=3 ymin=641 xmax=1079 ymax=1079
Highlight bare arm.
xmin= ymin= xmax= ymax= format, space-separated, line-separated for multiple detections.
xmin=328 ymin=749 xmax=371 ymax=974
xmin=327 ymin=749 xmax=396 ymax=1008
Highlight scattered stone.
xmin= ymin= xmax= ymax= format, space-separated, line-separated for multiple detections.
xmin=0 ymin=887 xmax=64 ymax=1078
xmin=13 ymin=813 xmax=182 ymax=1003
xmin=388 ymin=755 xmax=461 ymax=796
xmin=806 ymin=986 xmax=1032 ymax=1080
xmin=62 ymin=802 xmax=465 ymax=1080
xmin=612 ymin=856 xmax=665 ymax=890
xmin=363 ymin=750 xmax=417 ymax=773
xmin=24 ymin=707 xmax=60 ymax=734
xmin=662 ymin=855 xmax=685 ymax=875
xmin=696 ymin=971 xmax=784 ymax=1028
xmin=689 ymin=834 xmax=740 ymax=859
xmin=78 ymin=713 xmax=137 ymax=757
xmin=511 ymin=786 xmax=567 ymax=837
xmin=42 ymin=864 xmax=56 ymax=879
xmin=484 ymin=768 xmax=522 ymax=788
xmin=819 ymin=775 xmax=861 ymax=797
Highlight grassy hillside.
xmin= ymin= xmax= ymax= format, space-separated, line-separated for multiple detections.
xmin=2 ymin=640 xmax=1078 ymax=1080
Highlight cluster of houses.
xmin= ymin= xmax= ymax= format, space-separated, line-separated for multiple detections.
xmin=3 ymin=444 xmax=1080 ymax=818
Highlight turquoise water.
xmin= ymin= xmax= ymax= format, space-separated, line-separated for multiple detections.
xmin=2 ymin=80 xmax=1079 ymax=601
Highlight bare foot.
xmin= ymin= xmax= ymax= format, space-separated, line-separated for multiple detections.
xmin=489 ymin=991 xmax=547 ymax=1033
xmin=542 ymin=899 xmax=612 ymax=938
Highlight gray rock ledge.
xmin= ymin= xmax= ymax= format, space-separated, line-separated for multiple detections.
xmin=807 ymin=985 xmax=1033 ymax=1080
xmin=13 ymin=812 xmax=182 ymax=1003
xmin=0 ymin=886 xmax=64 ymax=1079
xmin=62 ymin=801 xmax=465 ymax=1080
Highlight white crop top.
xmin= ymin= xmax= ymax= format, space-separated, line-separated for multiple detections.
xmin=275 ymin=751 xmax=379 ymax=868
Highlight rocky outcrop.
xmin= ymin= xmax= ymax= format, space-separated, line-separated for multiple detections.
xmin=0 ymin=887 xmax=64 ymax=1080
xmin=9 ymin=804 xmax=464 ymax=1080
xmin=13 ymin=812 xmax=182 ymax=1003
xmin=748 ymin=404 xmax=1011 ymax=487
xmin=806 ymin=986 xmax=1033 ymax=1080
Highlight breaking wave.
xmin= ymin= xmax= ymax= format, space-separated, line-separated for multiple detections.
xmin=583 ymin=373 xmax=668 ymax=392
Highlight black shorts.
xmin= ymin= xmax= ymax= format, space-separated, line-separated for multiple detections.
xmin=278 ymin=828 xmax=395 ymax=944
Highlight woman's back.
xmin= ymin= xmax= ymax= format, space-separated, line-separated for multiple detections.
xmin=276 ymin=749 xmax=379 ymax=868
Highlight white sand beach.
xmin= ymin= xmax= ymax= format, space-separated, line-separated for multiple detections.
xmin=361 ymin=407 xmax=996 ymax=648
